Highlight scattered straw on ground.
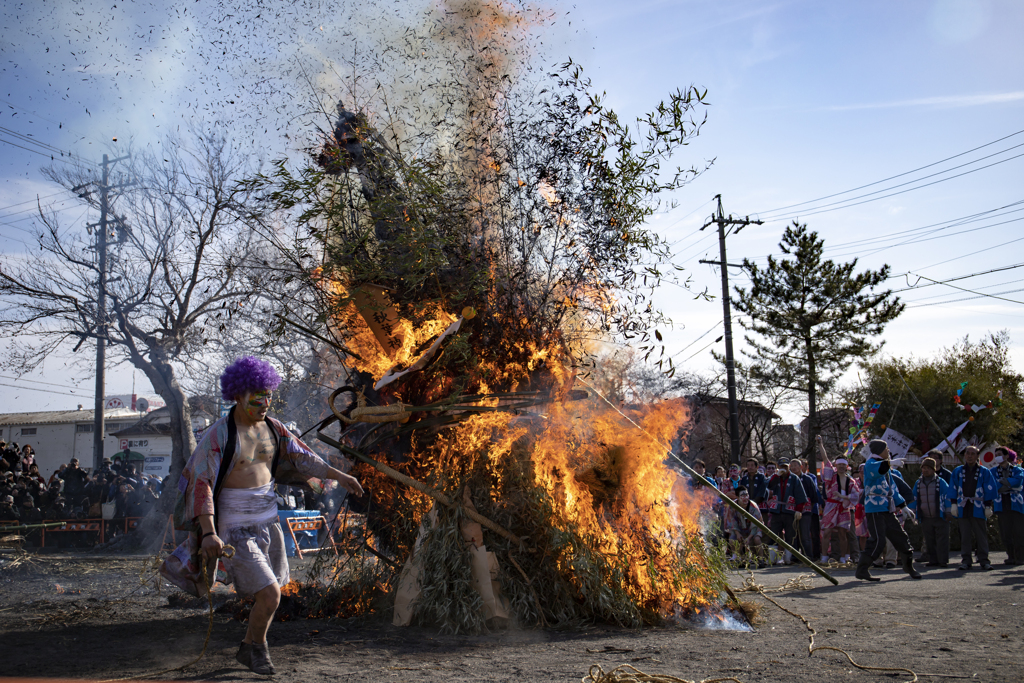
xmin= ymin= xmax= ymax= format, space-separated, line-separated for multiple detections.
xmin=734 ymin=571 xmax=815 ymax=594
xmin=582 ymin=664 xmax=742 ymax=683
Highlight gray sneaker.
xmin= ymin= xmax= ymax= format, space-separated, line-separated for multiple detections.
xmin=249 ymin=641 xmax=276 ymax=676
xmin=236 ymin=641 xmax=252 ymax=667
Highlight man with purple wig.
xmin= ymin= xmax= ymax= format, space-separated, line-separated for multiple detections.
xmin=176 ymin=356 xmax=363 ymax=675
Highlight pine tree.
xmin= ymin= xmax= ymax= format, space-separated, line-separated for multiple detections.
xmin=732 ymin=222 xmax=904 ymax=470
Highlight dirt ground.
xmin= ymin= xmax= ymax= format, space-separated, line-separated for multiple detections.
xmin=1 ymin=549 xmax=1022 ymax=683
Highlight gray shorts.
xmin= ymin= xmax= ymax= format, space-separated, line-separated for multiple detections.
xmin=220 ymin=520 xmax=289 ymax=596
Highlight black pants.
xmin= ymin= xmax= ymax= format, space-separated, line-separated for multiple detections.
xmin=857 ymin=511 xmax=913 ymax=569
xmin=798 ymin=514 xmax=821 ymax=559
xmin=997 ymin=510 xmax=1024 ymax=563
xmin=919 ymin=516 xmax=950 ymax=565
xmin=769 ymin=513 xmax=796 ymax=549
xmin=958 ymin=515 xmax=990 ymax=564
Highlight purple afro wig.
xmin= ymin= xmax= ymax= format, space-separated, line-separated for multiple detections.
xmin=220 ymin=356 xmax=282 ymax=402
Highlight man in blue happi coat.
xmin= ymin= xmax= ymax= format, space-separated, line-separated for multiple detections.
xmin=990 ymin=446 xmax=1024 ymax=565
xmin=950 ymin=446 xmax=998 ymax=570
xmin=855 ymin=439 xmax=921 ymax=581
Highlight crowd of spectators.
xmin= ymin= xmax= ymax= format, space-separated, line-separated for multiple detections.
xmin=0 ymin=441 xmax=166 ymax=545
xmin=693 ymin=440 xmax=1024 ymax=573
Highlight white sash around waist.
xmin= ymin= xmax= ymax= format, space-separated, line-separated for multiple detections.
xmin=217 ymin=482 xmax=279 ymax=531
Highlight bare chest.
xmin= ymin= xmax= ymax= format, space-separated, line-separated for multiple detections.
xmin=234 ymin=423 xmax=278 ymax=470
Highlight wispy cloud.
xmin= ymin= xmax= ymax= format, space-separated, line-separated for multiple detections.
xmin=823 ymin=92 xmax=1024 ymax=111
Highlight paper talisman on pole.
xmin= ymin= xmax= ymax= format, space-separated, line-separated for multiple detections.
xmin=935 ymin=420 xmax=970 ymax=454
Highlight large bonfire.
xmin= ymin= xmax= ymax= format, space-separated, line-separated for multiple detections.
xmin=252 ymin=0 xmax=721 ymax=632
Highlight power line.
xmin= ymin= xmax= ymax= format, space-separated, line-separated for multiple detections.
xmin=0 ymin=189 xmax=75 ymax=215
xmin=899 ymin=273 xmax=1024 ymax=306
xmin=0 ymin=373 xmax=93 ymax=391
xmin=0 ymin=136 xmax=86 ymax=168
xmin=0 ymin=125 xmax=94 ymax=163
xmin=906 ymin=286 xmax=1024 ymax=309
xmin=916 ymin=234 xmax=1024 ymax=272
xmin=664 ymin=197 xmax=716 ymax=247
xmin=754 ymin=127 xmax=1024 ymax=216
xmin=759 ymin=149 xmax=1024 ymax=224
xmin=893 ymin=261 xmax=1024 ymax=293
xmin=0 ymin=381 xmax=93 ymax=399
xmin=671 ymin=322 xmax=721 ymax=359
xmin=743 ymin=199 xmax=1024 ymax=265
xmin=903 ymin=276 xmax=1024 ymax=303
xmin=679 ymin=339 xmax=720 ymax=366
xmin=823 ymin=199 xmax=1024 ymax=252
xmin=0 ymin=98 xmax=107 ymax=152
xmin=0 ymin=195 xmax=83 ymax=221
xmin=831 ymin=214 xmax=1024 ymax=262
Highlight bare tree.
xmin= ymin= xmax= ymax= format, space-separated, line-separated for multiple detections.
xmin=0 ymin=129 xmax=265 ymax=493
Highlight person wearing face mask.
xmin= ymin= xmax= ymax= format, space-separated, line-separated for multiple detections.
xmin=949 ymin=446 xmax=998 ymax=571
xmin=990 ymin=447 xmax=1024 ymax=565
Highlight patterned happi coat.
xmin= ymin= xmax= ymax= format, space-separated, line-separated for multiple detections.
xmin=820 ymin=462 xmax=860 ymax=530
xmin=725 ymin=500 xmax=764 ymax=538
xmin=989 ymin=464 xmax=1024 ymax=514
xmin=173 ymin=411 xmax=331 ymax=531
xmin=862 ymin=457 xmax=906 ymax=514
xmin=764 ymin=471 xmax=807 ymax=515
xmin=948 ymin=463 xmax=997 ymax=518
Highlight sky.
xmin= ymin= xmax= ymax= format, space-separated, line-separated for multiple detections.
xmin=1 ymin=0 xmax=1022 ymax=421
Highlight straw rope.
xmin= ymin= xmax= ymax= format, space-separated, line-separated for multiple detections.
xmin=734 ymin=571 xmax=816 ymax=594
xmin=754 ymin=589 xmax=921 ymax=683
xmin=582 ymin=664 xmax=741 ymax=683
xmin=101 ymin=544 xmax=235 ymax=682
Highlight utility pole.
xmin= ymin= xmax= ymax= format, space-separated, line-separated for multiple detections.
xmin=74 ymin=153 xmax=131 ymax=470
xmin=698 ymin=195 xmax=762 ymax=465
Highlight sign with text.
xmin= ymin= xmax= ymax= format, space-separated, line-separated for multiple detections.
xmin=880 ymin=427 xmax=913 ymax=460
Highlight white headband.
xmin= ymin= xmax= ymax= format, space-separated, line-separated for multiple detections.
xmin=835 ymin=458 xmax=849 ymax=465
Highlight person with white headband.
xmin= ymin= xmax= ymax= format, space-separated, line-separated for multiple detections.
xmin=816 ymin=436 xmax=860 ymax=565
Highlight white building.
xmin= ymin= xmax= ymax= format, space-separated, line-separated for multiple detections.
xmin=110 ymin=407 xmax=214 ymax=480
xmin=0 ymin=406 xmax=147 ymax=476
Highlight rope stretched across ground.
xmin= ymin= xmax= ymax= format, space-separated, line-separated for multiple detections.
xmin=102 ymin=545 xmax=235 ymax=682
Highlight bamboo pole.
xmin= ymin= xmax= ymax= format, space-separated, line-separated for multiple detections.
xmin=2 ymin=521 xmax=68 ymax=531
xmin=315 ymin=431 xmax=528 ymax=549
xmin=669 ymin=455 xmax=838 ymax=585
xmin=894 ymin=366 xmax=963 ymax=464
xmin=572 ymin=376 xmax=839 ymax=586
